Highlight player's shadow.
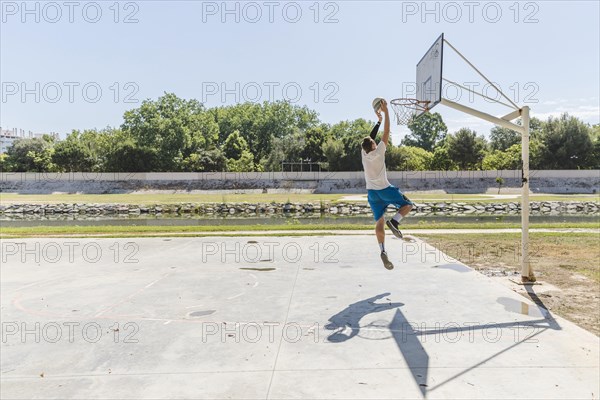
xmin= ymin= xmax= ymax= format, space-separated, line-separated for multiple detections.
xmin=326 ymin=289 xmax=560 ymax=399
xmin=325 ymin=293 xmax=404 ymax=343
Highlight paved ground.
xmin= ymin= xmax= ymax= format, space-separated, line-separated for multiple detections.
xmin=1 ymin=236 xmax=598 ymax=399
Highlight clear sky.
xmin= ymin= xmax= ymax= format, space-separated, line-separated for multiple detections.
xmin=1 ymin=0 xmax=599 ymax=143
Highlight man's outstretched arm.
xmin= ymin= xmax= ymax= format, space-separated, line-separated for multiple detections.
xmin=370 ymin=112 xmax=382 ymax=140
xmin=381 ymin=99 xmax=391 ymax=145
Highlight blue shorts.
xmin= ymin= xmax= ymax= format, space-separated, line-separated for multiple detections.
xmin=367 ymin=185 xmax=414 ymax=222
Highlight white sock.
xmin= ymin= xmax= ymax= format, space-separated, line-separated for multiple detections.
xmin=392 ymin=213 xmax=403 ymax=223
xmin=379 ymin=242 xmax=385 ymax=253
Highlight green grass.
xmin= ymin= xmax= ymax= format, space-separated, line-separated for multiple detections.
xmin=420 ymin=231 xmax=600 ymax=285
xmin=0 ymin=193 xmax=345 ymax=204
xmin=421 ymin=232 xmax=600 ymax=282
xmin=419 ymin=231 xmax=600 ymax=335
xmin=1 ymin=192 xmax=598 ymax=205
xmin=422 ymin=232 xmax=600 ymax=283
xmin=405 ymin=193 xmax=599 ymax=203
xmin=420 ymin=231 xmax=600 ymax=240
xmin=1 ymin=221 xmax=597 ymax=238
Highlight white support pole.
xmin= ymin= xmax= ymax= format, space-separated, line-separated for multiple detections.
xmin=443 ymin=39 xmax=520 ymax=110
xmin=440 ymin=99 xmax=524 ymax=133
xmin=521 ymin=106 xmax=534 ymax=282
xmin=443 ymin=78 xmax=516 ymax=109
xmin=501 ymin=109 xmax=522 ymax=121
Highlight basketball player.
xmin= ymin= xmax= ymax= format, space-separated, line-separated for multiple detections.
xmin=361 ymin=99 xmax=414 ymax=270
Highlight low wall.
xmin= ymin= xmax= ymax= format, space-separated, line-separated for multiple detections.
xmin=1 ymin=201 xmax=598 ymax=219
xmin=1 ymin=170 xmax=598 ymax=194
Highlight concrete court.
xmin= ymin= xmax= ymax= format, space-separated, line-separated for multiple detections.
xmin=1 ymin=236 xmax=598 ymax=399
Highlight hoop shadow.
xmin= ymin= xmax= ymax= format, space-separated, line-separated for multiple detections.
xmin=326 ymin=288 xmax=560 ymax=398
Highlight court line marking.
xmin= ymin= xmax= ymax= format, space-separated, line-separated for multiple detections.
xmin=265 ymin=257 xmax=302 ymax=399
xmin=94 ymin=273 xmax=172 ymax=318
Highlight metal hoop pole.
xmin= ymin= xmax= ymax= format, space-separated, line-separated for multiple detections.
xmin=521 ymin=106 xmax=533 ymax=282
xmin=444 ymin=39 xmax=519 ymax=110
xmin=443 ymin=78 xmax=516 ymax=109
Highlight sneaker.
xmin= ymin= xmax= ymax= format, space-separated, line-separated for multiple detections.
xmin=386 ymin=219 xmax=403 ymax=239
xmin=380 ymin=251 xmax=394 ymax=270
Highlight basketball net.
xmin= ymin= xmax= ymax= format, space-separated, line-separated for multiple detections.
xmin=390 ymin=98 xmax=430 ymax=125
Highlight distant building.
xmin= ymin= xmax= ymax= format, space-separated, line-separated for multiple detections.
xmin=0 ymin=128 xmax=60 ymax=154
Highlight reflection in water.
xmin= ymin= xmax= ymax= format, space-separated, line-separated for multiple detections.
xmin=432 ymin=263 xmax=472 ymax=273
xmin=239 ymin=267 xmax=276 ymax=272
xmin=497 ymin=297 xmax=549 ymax=318
xmin=188 ymin=310 xmax=216 ymax=318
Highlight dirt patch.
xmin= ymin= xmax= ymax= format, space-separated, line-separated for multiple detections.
xmin=421 ymin=233 xmax=600 ymax=336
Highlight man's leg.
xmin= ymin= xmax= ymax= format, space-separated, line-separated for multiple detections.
xmin=386 ymin=190 xmax=414 ymax=239
xmin=376 ymin=217 xmax=394 ymax=270
xmin=398 ymin=204 xmax=413 ymax=217
xmin=388 ymin=204 xmax=412 ymax=238
xmin=376 ymin=216 xmax=386 ymax=245
xmin=392 ymin=203 xmax=413 ymax=223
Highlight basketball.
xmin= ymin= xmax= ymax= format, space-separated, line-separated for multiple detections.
xmin=372 ymin=97 xmax=384 ymax=112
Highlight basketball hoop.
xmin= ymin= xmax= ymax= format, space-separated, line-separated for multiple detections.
xmin=390 ymin=98 xmax=430 ymax=125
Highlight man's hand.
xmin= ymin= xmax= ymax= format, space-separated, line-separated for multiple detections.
xmin=375 ymin=110 xmax=382 ymax=123
xmin=380 ymin=99 xmax=389 ymax=114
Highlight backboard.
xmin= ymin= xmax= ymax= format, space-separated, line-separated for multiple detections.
xmin=416 ymin=33 xmax=444 ymax=115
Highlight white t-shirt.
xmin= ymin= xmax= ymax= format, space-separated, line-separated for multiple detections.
xmin=361 ymin=141 xmax=391 ymax=190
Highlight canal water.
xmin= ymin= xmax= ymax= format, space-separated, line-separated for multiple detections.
xmin=1 ymin=213 xmax=597 ymax=227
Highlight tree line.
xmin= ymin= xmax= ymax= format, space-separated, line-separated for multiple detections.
xmin=1 ymin=93 xmax=598 ymax=172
